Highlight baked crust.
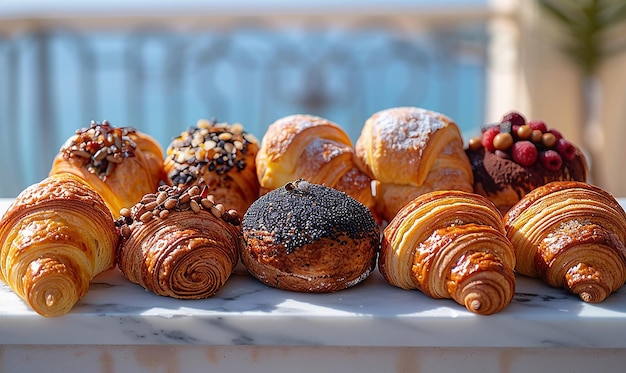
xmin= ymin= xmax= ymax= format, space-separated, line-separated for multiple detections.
xmin=503 ymin=181 xmax=626 ymax=303
xmin=241 ymin=180 xmax=380 ymax=293
xmin=0 ymin=173 xmax=117 ymax=317
xmin=50 ymin=121 xmax=166 ymax=218
xmin=356 ymin=107 xmax=473 ymax=222
xmin=380 ymin=190 xmax=515 ymax=315
xmin=256 ymin=114 xmax=377 ymax=219
xmin=116 ymin=185 xmax=242 ymax=299
xmin=164 ymin=119 xmax=260 ymax=215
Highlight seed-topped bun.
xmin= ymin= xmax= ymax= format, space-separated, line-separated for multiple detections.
xmin=164 ymin=118 xmax=260 ymax=215
xmin=241 ymin=179 xmax=380 ymax=293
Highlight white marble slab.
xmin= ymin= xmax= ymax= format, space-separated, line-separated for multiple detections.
xmin=1 ymin=198 xmax=626 ymax=348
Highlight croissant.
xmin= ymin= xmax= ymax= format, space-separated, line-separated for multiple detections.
xmin=116 ymin=184 xmax=242 ymax=299
xmin=355 ymin=107 xmax=474 ymax=222
xmin=164 ymin=119 xmax=260 ymax=215
xmin=380 ymin=190 xmax=516 ymax=315
xmin=504 ymin=181 xmax=626 ymax=303
xmin=256 ymin=114 xmax=377 ymax=219
xmin=50 ymin=120 xmax=166 ymax=218
xmin=0 ymin=173 xmax=118 ymax=317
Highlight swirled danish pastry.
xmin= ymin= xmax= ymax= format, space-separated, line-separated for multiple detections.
xmin=116 ymin=184 xmax=242 ymax=299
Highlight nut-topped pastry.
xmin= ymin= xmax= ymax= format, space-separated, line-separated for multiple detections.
xmin=241 ymin=179 xmax=380 ymax=293
xmin=115 ymin=184 xmax=242 ymax=299
xmin=164 ymin=118 xmax=260 ymax=215
xmin=466 ymin=111 xmax=588 ymax=214
xmin=50 ymin=120 xmax=166 ymax=218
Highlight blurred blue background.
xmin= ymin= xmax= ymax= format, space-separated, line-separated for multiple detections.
xmin=0 ymin=0 xmax=489 ymax=197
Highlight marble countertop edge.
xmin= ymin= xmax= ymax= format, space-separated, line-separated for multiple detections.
xmin=1 ymin=198 xmax=626 ymax=348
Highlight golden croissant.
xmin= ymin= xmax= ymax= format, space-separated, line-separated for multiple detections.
xmin=0 ymin=173 xmax=118 ymax=317
xmin=116 ymin=184 xmax=242 ymax=299
xmin=504 ymin=181 xmax=626 ymax=303
xmin=380 ymin=190 xmax=516 ymax=315
xmin=50 ymin=120 xmax=166 ymax=218
xmin=355 ymin=107 xmax=474 ymax=222
xmin=164 ymin=119 xmax=260 ymax=215
xmin=256 ymin=114 xmax=377 ymax=220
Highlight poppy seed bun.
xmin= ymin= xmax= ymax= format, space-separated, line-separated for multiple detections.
xmin=241 ymin=179 xmax=380 ymax=292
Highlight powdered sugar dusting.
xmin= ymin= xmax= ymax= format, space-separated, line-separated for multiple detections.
xmin=373 ymin=107 xmax=449 ymax=152
xmin=305 ymin=138 xmax=349 ymax=165
xmin=294 ymin=115 xmax=324 ymax=132
xmin=277 ymin=114 xmax=331 ymax=136
xmin=299 ymin=138 xmax=351 ymax=181
xmin=339 ymin=167 xmax=371 ymax=190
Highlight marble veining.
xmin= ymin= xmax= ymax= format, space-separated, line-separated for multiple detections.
xmin=1 ymin=198 xmax=626 ymax=348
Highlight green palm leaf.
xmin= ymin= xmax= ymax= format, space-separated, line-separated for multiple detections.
xmin=537 ymin=0 xmax=626 ymax=74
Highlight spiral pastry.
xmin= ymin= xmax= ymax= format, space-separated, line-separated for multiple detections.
xmin=504 ymin=181 xmax=626 ymax=303
xmin=0 ymin=173 xmax=118 ymax=317
xmin=115 ymin=184 xmax=242 ymax=299
xmin=380 ymin=190 xmax=516 ymax=315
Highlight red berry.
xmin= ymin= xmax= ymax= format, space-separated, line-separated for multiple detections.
xmin=481 ymin=126 xmax=500 ymax=152
xmin=511 ymin=124 xmax=520 ymax=139
xmin=528 ymin=120 xmax=547 ymax=133
xmin=555 ymin=138 xmax=576 ymax=161
xmin=540 ymin=150 xmax=563 ymax=171
xmin=501 ymin=111 xmax=526 ymax=127
xmin=512 ymin=141 xmax=538 ymax=167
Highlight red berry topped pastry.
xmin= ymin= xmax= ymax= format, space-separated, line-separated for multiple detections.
xmin=465 ymin=111 xmax=588 ymax=214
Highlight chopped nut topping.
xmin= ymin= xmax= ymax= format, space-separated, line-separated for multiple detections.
xmin=166 ymin=118 xmax=257 ymax=186
xmin=61 ymin=120 xmax=137 ymax=180
xmin=114 ymin=184 xmax=241 ymax=238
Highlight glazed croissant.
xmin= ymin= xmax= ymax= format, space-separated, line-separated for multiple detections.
xmin=504 ymin=181 xmax=626 ymax=303
xmin=256 ymin=114 xmax=376 ymax=218
xmin=380 ymin=190 xmax=516 ymax=315
xmin=0 ymin=173 xmax=118 ymax=317
xmin=116 ymin=184 xmax=242 ymax=299
xmin=164 ymin=119 xmax=260 ymax=215
xmin=50 ymin=120 xmax=166 ymax=218
xmin=356 ymin=107 xmax=474 ymax=222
